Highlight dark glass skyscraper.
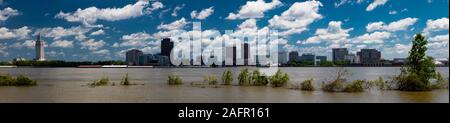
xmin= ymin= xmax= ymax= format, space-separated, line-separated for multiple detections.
xmin=126 ymin=49 xmax=143 ymax=66
xmin=289 ymin=51 xmax=299 ymax=62
xmin=332 ymin=48 xmax=348 ymax=62
xmin=161 ymin=38 xmax=174 ymax=65
xmin=360 ymin=49 xmax=381 ymax=65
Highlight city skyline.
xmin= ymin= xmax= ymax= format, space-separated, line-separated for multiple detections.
xmin=0 ymin=0 xmax=448 ymax=62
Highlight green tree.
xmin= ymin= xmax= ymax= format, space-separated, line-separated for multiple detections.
xmin=406 ymin=34 xmax=436 ymax=85
xmin=395 ymin=33 xmax=437 ymax=91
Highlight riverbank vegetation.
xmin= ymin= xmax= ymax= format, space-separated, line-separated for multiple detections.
xmin=0 ymin=74 xmax=37 ymax=86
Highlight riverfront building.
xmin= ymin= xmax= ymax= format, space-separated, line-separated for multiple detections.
xmin=35 ymin=33 xmax=45 ymax=61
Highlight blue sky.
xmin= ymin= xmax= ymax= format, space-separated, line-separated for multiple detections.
xmin=0 ymin=0 xmax=448 ymax=61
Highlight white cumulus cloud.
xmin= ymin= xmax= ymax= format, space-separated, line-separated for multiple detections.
xmin=51 ymin=40 xmax=74 ymax=48
xmin=157 ymin=18 xmax=189 ymax=30
xmin=80 ymin=39 xmax=106 ymax=51
xmin=0 ymin=7 xmax=19 ymax=22
xmin=301 ymin=21 xmax=353 ymax=45
xmin=366 ymin=0 xmax=388 ymax=11
xmin=226 ymin=0 xmax=282 ymax=20
xmin=0 ymin=26 xmax=31 ymax=40
xmin=366 ymin=17 xmax=418 ymax=32
xmin=191 ymin=7 xmax=214 ymax=20
xmin=55 ymin=1 xmax=159 ymax=26
xmin=268 ymin=1 xmax=323 ymax=36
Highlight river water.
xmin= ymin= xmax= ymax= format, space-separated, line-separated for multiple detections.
xmin=0 ymin=67 xmax=448 ymax=103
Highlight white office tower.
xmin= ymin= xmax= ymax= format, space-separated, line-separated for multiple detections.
xmin=35 ymin=33 xmax=45 ymax=61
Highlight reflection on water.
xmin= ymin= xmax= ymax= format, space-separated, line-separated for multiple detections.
xmin=0 ymin=67 xmax=448 ymax=103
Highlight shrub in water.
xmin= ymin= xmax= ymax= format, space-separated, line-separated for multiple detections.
xmin=343 ymin=80 xmax=365 ymax=92
xmin=395 ymin=71 xmax=430 ymax=91
xmin=431 ymin=72 xmax=448 ymax=89
xmin=0 ymin=74 xmax=15 ymax=86
xmin=369 ymin=76 xmax=385 ymax=90
xmin=204 ymin=75 xmax=218 ymax=85
xmin=0 ymin=74 xmax=37 ymax=86
xmin=168 ymin=74 xmax=183 ymax=85
xmin=120 ymin=73 xmax=130 ymax=85
xmin=89 ymin=75 xmax=110 ymax=87
xmin=238 ymin=68 xmax=252 ymax=86
xmin=322 ymin=68 xmax=349 ymax=92
xmin=221 ymin=70 xmax=233 ymax=85
xmin=322 ymin=79 xmax=345 ymax=92
xmin=252 ymin=70 xmax=269 ymax=86
xmin=269 ymin=69 xmax=290 ymax=87
xmin=14 ymin=75 xmax=38 ymax=86
xmin=300 ymin=78 xmax=315 ymax=91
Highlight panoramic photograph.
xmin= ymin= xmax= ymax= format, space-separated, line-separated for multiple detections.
xmin=0 ymin=0 xmax=448 ymax=104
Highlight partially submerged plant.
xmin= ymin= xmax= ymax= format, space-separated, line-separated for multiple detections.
xmin=221 ymin=69 xmax=233 ymax=85
xmin=300 ymin=78 xmax=315 ymax=91
xmin=168 ymin=74 xmax=183 ymax=85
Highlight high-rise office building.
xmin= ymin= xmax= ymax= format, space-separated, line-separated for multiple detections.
xmin=161 ymin=38 xmax=174 ymax=58
xmin=289 ymin=51 xmax=299 ymax=62
xmin=332 ymin=48 xmax=348 ymax=62
xmin=225 ymin=46 xmax=235 ymax=66
xmin=360 ymin=49 xmax=381 ymax=65
xmin=278 ymin=51 xmax=288 ymax=65
xmin=299 ymin=53 xmax=315 ymax=63
xmin=139 ymin=54 xmax=154 ymax=66
xmin=126 ymin=49 xmax=143 ymax=66
xmin=316 ymin=56 xmax=327 ymax=64
xmin=244 ymin=43 xmax=249 ymax=66
xmin=344 ymin=53 xmax=357 ymax=63
xmin=35 ymin=33 xmax=45 ymax=61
